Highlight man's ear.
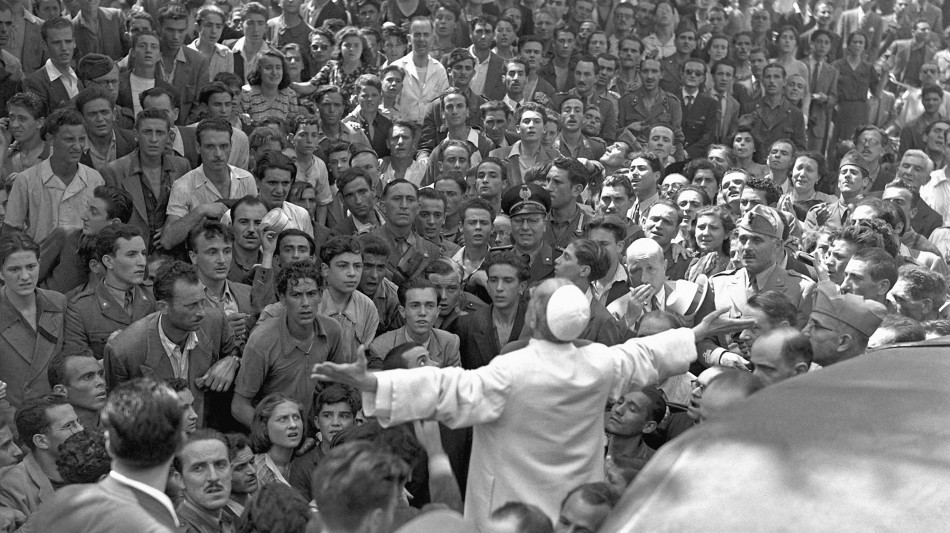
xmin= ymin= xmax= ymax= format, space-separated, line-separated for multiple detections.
xmin=838 ymin=332 xmax=855 ymax=354
xmin=877 ymin=278 xmax=892 ymax=298
xmin=518 ymin=280 xmax=528 ymax=295
xmin=642 ymin=420 xmax=658 ymax=435
xmin=52 ymin=384 xmax=68 ymax=396
xmin=793 ymin=362 xmax=809 ymax=376
xmin=101 ymin=253 xmax=114 ymax=271
xmin=33 ymin=433 xmax=49 ymax=451
xmin=157 ymin=299 xmax=169 ymax=313
xmin=188 ymin=250 xmax=197 ymax=265
xmin=921 ymin=297 xmax=934 ymax=315
xmin=321 ymin=263 xmax=330 ymax=279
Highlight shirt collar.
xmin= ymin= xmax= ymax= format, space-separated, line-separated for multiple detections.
xmin=178 ymin=498 xmax=233 ymax=531
xmin=752 ymin=262 xmax=778 ymax=290
xmin=281 ymin=313 xmax=327 ymax=355
xmin=44 ymin=59 xmax=76 ymax=84
xmin=157 ymin=315 xmax=199 ymax=357
xmin=38 ymin=158 xmax=91 ymax=187
xmin=109 ymin=471 xmax=180 ymax=527
xmin=85 ymin=131 xmax=117 ymax=155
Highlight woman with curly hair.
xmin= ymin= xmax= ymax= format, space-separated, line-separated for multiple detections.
xmin=293 ymin=26 xmax=377 ymax=112
xmin=240 ymin=49 xmax=307 ymax=123
xmin=250 ymin=393 xmax=304 ymax=488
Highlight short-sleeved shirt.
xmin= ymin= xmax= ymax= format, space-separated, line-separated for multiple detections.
xmin=318 ymin=288 xmax=379 ymax=361
xmin=294 ymin=156 xmax=333 ymax=205
xmin=166 ymin=165 xmax=258 ymax=219
xmin=234 ymin=314 xmax=346 ymax=420
xmin=4 ymin=158 xmax=105 ymax=243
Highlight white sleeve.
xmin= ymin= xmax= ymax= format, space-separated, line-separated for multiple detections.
xmin=363 ymin=363 xmax=512 ymax=429
xmin=609 ymin=328 xmax=697 ymax=401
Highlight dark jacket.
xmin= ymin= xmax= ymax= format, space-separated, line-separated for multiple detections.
xmin=451 ymin=301 xmax=527 ymax=369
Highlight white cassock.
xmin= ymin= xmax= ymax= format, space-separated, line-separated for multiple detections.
xmin=363 ymin=329 xmax=697 ymax=529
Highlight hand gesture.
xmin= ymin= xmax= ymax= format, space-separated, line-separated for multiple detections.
xmin=813 ymin=247 xmax=831 ymax=283
xmin=718 ymin=351 xmax=751 ymax=371
xmin=260 ymin=228 xmax=278 ymax=256
xmin=0 ymin=118 xmax=11 ymax=148
xmin=202 ymin=202 xmax=230 ymax=220
xmin=624 ymin=284 xmax=653 ymax=328
xmin=311 ymin=344 xmax=379 ymax=392
xmin=814 ymin=203 xmax=832 ymax=226
xmin=671 ymin=241 xmax=696 ymax=263
xmin=778 ymin=195 xmax=795 ymax=215
xmin=197 ymin=356 xmax=239 ymax=392
xmin=412 ymin=420 xmax=445 ymax=456
xmin=692 ymin=308 xmax=756 ymax=340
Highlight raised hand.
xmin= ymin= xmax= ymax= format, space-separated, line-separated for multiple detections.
xmin=311 ymin=344 xmax=379 ymax=392
xmin=692 ymin=308 xmax=756 ymax=340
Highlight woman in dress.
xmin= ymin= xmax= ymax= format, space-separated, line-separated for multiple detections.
xmin=778 ymin=151 xmax=837 ymax=222
xmin=240 ymin=50 xmax=306 ymax=124
xmin=832 ymin=31 xmax=878 ymax=144
xmin=251 ymin=393 xmax=304 ymax=488
xmin=0 ymin=232 xmax=66 ymax=420
xmin=686 ymin=205 xmax=736 ymax=282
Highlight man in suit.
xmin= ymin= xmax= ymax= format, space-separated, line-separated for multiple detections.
xmin=103 ymin=261 xmax=241 ymax=427
xmin=679 ymin=58 xmax=719 ymax=158
xmin=155 ymin=4 xmax=209 ymax=125
xmin=72 ymin=0 xmax=129 ymax=61
xmin=451 ymin=250 xmax=528 ymax=369
xmin=369 ymin=279 xmax=461 ymax=368
xmin=884 ymin=20 xmax=936 ymax=88
xmin=5 ymin=0 xmax=45 ymax=75
xmin=467 ymin=16 xmax=507 ymax=101
xmin=24 ymin=17 xmax=84 ymax=113
xmin=423 ymin=49 xmax=488 ymax=155
xmin=74 ymin=85 xmax=137 ymax=171
xmin=63 ymin=224 xmax=156 ymax=360
xmin=710 ymin=60 xmax=741 ymax=143
xmin=0 ymin=395 xmax=83 ymax=530
xmin=29 ymin=378 xmax=186 ymax=532
xmin=100 ymin=108 xmax=192 ymax=251
xmin=837 ymin=0 xmax=884 ymax=60
xmin=805 ymin=30 xmax=840 ymax=153
xmin=711 ymin=205 xmax=816 ymax=330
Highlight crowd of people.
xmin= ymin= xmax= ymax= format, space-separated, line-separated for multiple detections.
xmin=0 ymin=0 xmax=948 ymax=530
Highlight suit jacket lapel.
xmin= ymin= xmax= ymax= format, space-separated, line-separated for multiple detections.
xmin=121 ymin=167 xmax=150 ymax=227
xmin=26 ymin=291 xmax=64 ymax=385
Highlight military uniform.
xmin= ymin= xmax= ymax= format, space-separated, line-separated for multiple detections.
xmin=62 ymin=282 xmax=157 ymax=359
xmin=553 ymin=90 xmax=619 ymax=141
xmin=545 ymin=204 xmax=594 ymax=251
xmin=617 ymin=88 xmax=685 ymax=155
xmin=738 ymin=97 xmax=808 ymax=153
xmin=436 ymin=292 xmax=488 ymax=332
xmin=552 ymin=134 xmax=607 ymax=160
xmin=499 ymin=184 xmax=562 ymax=286
xmin=371 ymin=225 xmax=442 ymax=287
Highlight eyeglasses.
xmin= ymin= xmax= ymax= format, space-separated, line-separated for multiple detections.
xmin=512 ymin=215 xmax=545 ymax=226
xmin=684 ymin=69 xmax=705 ymax=76
xmin=857 ymin=137 xmax=882 ymax=147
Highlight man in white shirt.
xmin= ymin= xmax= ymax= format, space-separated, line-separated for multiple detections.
xmin=924 ymin=128 xmax=950 ymax=224
xmin=390 ymin=18 xmax=448 ymax=124
xmin=24 ymin=17 xmax=82 ymax=112
xmin=161 ymin=118 xmax=258 ymax=249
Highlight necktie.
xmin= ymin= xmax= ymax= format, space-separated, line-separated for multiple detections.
xmin=811 ymin=61 xmax=820 ymax=93
xmin=124 ymin=289 xmax=134 ymax=312
xmin=685 ymin=95 xmax=693 ymax=110
xmin=650 ymin=296 xmax=661 ymax=312
xmin=749 ymin=276 xmax=759 ymax=297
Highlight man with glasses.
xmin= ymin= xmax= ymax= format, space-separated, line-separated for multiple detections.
xmin=852 ymin=125 xmax=895 ymax=193
xmin=679 ymin=58 xmax=719 ymax=158
xmin=0 ymin=396 xmax=83 ymax=529
xmin=497 ymin=184 xmax=558 ymax=285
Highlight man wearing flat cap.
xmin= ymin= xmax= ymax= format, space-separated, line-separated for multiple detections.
xmin=419 ymin=48 xmax=488 ymax=156
xmin=803 ymin=283 xmax=887 ymax=367
xmin=499 ymin=183 xmax=561 ymax=285
xmin=77 ymin=53 xmax=135 ymax=130
xmin=313 ymin=278 xmax=754 ymax=531
xmin=711 ymin=204 xmax=816 ymax=332
xmin=805 ymin=150 xmax=871 ymax=233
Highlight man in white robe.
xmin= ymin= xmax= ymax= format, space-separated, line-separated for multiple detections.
xmin=312 ymin=278 xmax=753 ymax=529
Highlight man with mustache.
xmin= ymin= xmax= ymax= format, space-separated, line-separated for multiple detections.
xmin=711 ymin=204 xmax=816 ymax=332
xmin=554 ymin=56 xmax=619 ymax=142
xmin=174 ymin=430 xmax=235 ymax=533
xmin=223 ymin=433 xmax=258 ymax=521
xmin=63 ymin=224 xmax=157 ymax=360
xmin=161 ymin=118 xmax=258 ymax=250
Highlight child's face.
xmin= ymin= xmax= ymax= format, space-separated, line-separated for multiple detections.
xmin=294 ymin=124 xmax=320 ymax=154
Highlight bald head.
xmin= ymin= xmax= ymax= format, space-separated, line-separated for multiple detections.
xmin=750 ymin=327 xmax=812 ymax=386
xmin=698 ymin=369 xmax=765 ymax=423
xmin=626 ymin=238 xmax=667 ymax=291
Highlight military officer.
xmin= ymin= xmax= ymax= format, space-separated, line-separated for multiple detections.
xmin=737 ymin=63 xmax=808 ymax=153
xmin=496 ymin=184 xmax=561 ymax=286
xmin=617 ymin=58 xmax=685 ymax=159
xmin=710 ymin=205 xmax=816 ymax=330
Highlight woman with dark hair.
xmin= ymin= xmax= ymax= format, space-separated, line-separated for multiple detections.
xmin=0 ymin=231 xmax=66 ymax=417
xmin=294 ymin=26 xmax=376 ymax=112
xmin=732 ymin=126 xmax=768 ymax=177
xmin=493 ymin=16 xmax=518 ymax=59
xmin=702 ymin=34 xmax=730 ymax=91
xmin=686 ymin=205 xmax=736 ymax=282
xmin=240 ymin=49 xmax=305 ymax=123
xmin=778 ymin=151 xmax=837 ymax=221
xmin=250 ymin=393 xmax=304 ymax=488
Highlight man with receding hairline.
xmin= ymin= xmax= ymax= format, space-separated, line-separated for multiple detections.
xmin=750 ymin=327 xmax=812 ymax=386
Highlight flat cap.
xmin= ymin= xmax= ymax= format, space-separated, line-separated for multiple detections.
xmin=76 ymin=53 xmax=115 ymax=81
xmin=737 ymin=204 xmax=784 ymax=240
xmin=811 ymin=284 xmax=887 ymax=337
xmin=502 ymin=184 xmax=551 ymax=217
